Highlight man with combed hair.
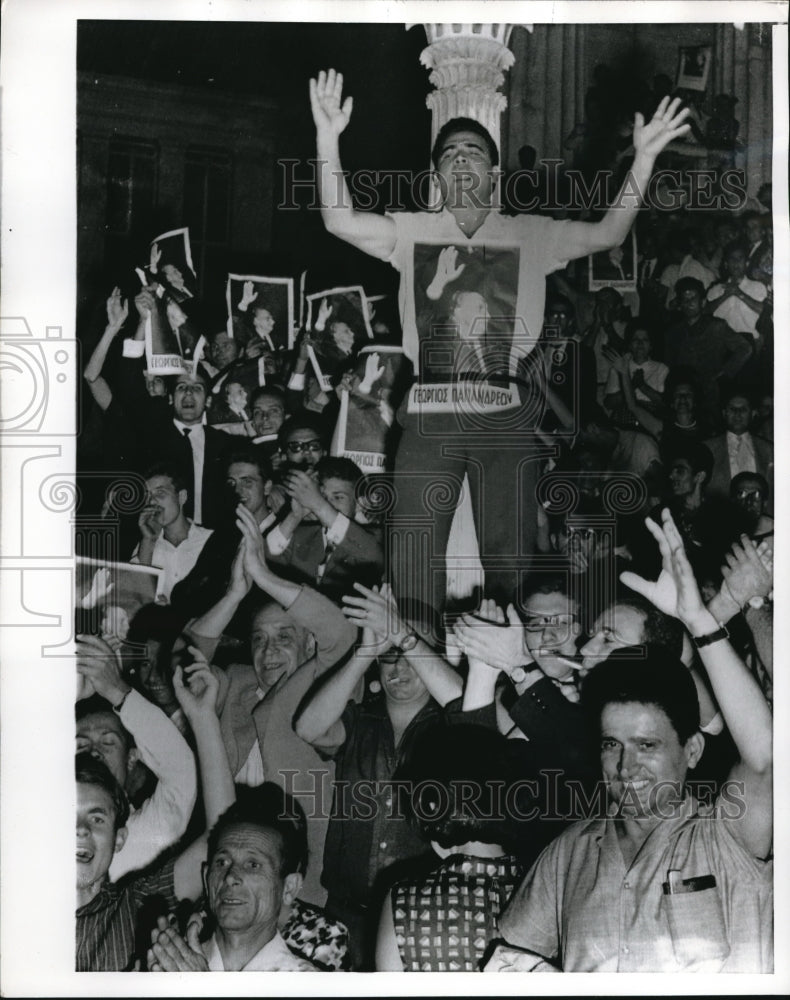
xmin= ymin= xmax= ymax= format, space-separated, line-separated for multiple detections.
xmin=310 ymin=67 xmax=689 ymax=610
xmin=147 ymin=786 xmax=319 ymax=972
xmin=485 ymin=509 xmax=772 ymax=973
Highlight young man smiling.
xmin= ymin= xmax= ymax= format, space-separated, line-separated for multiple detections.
xmin=310 ymin=67 xmax=690 ymax=611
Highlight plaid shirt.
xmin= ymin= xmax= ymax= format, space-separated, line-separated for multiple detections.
xmin=76 ymin=859 xmax=177 ymax=971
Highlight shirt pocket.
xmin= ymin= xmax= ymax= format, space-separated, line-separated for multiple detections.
xmin=663 ymin=886 xmax=730 ymax=969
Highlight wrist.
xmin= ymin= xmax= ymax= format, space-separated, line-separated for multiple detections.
xmin=708 ymin=587 xmax=739 ymax=623
xmin=111 ymin=684 xmax=132 ymax=712
xmin=682 ymin=608 xmax=720 ymax=638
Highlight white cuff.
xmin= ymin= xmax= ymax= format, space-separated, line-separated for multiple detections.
xmin=122 ymin=339 xmax=146 ymax=359
xmin=266 ymin=525 xmax=291 ymax=556
xmin=288 ymin=371 xmax=306 ymax=391
xmin=325 ymin=512 xmax=350 ymax=547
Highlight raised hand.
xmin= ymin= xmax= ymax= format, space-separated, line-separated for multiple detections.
xmin=236 ymin=502 xmax=268 ymax=579
xmin=620 ymin=508 xmax=705 ymax=627
xmin=633 ymin=95 xmax=691 ymax=161
xmin=81 ymin=567 xmax=114 ymax=610
xmin=173 ymin=650 xmax=219 ymax=720
xmin=138 ymin=503 xmax=162 ymax=541
xmin=149 ymin=242 xmax=162 ymax=274
xmin=315 ymin=297 xmax=332 ymax=332
xmin=309 ymin=68 xmax=353 ymax=139
xmin=147 ymin=915 xmax=208 ymax=972
xmin=239 ymin=279 xmax=258 ymax=311
xmin=228 ymin=541 xmax=253 ymax=599
xmin=134 ymin=288 xmax=156 ymax=318
xmin=454 ymin=602 xmax=530 ymax=674
xmin=359 ymin=352 xmax=385 ymax=393
xmin=285 ymin=468 xmax=324 ymax=514
xmin=106 ymin=287 xmax=129 ymax=331
xmin=76 ymin=633 xmax=129 ymax=706
xmin=720 ymin=534 xmax=773 ymax=609
xmin=342 ymin=581 xmax=404 ymax=651
xmin=426 ymin=245 xmax=466 ymax=301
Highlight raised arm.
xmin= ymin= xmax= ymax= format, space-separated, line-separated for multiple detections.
xmin=558 ymin=97 xmax=691 ymax=259
xmin=620 ymin=509 xmax=772 ymax=858
xmin=172 ymin=652 xmax=236 ymax=901
xmin=310 ymin=68 xmax=396 ymax=260
xmin=342 ymin=582 xmax=463 ymax=706
xmin=83 ymin=288 xmax=129 ymax=411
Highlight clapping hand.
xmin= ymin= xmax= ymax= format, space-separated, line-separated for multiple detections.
xmin=147 ymin=915 xmax=208 ymax=972
xmin=342 ymin=582 xmax=404 ymax=653
xmin=359 ymin=352 xmax=385 ymax=394
xmin=454 ymin=600 xmax=530 ymax=675
xmin=720 ymin=534 xmax=773 ymax=610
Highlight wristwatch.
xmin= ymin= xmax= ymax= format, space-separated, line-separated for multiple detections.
xmin=692 ymin=625 xmax=729 ymax=649
xmin=397 ymin=631 xmax=419 ymax=653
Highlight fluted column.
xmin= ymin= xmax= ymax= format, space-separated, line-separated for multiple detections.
xmin=410 ymin=23 xmax=530 ymax=157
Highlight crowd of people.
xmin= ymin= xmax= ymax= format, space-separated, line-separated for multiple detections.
xmin=75 ymin=65 xmax=774 ymax=973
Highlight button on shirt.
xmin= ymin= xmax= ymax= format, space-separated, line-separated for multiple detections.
xmin=498 ymin=796 xmax=772 ymax=972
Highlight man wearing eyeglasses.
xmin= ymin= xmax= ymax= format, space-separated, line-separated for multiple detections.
xmin=278 ymin=416 xmax=327 ymax=470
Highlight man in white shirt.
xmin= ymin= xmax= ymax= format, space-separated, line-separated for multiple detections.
xmin=75 ymin=633 xmax=197 ymax=881
xmin=147 ymin=787 xmax=318 ymax=971
xmin=131 ymin=464 xmax=213 ymax=602
xmin=706 ymin=242 xmax=767 ymax=339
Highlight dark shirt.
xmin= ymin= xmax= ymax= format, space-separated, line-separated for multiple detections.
xmin=663 ymin=315 xmax=751 ymax=417
xmin=320 ymin=695 xmax=442 ymax=909
xmin=76 ymin=858 xmax=177 ymax=971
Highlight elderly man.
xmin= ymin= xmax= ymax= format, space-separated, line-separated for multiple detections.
xmin=147 ymin=787 xmax=319 ymax=972
xmin=185 ymin=503 xmax=357 ymax=904
xmin=75 ymin=633 xmax=197 ymax=882
xmin=485 ymin=510 xmax=772 ymax=972
xmin=311 ymin=67 xmax=689 ymax=610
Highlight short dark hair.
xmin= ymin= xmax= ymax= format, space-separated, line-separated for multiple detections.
xmin=250 ymin=385 xmax=287 ymax=410
xmin=76 ymin=751 xmax=130 ymax=830
xmin=665 ymin=439 xmax=714 ymax=485
xmin=674 ymin=276 xmax=705 ymax=299
xmin=76 ymin=696 xmax=136 ymax=754
xmin=277 ymin=413 xmax=326 ymax=452
xmin=721 ymin=385 xmax=753 ymax=409
xmin=142 ymin=462 xmax=188 ymax=495
xmin=316 ymin=456 xmax=363 ymax=489
xmin=723 ymin=240 xmax=748 ymax=260
xmin=431 ymin=117 xmax=499 ymax=169
xmin=730 ymin=470 xmax=769 ymax=499
xmin=610 ymin=595 xmax=684 ymax=657
xmin=207 ymin=784 xmax=308 ymax=877
xmin=521 ymin=572 xmax=579 ymax=613
xmin=582 ymin=645 xmax=700 ymax=744
xmin=397 ymin=724 xmax=517 ymax=850
xmin=545 ymin=293 xmax=575 ymax=318
xmin=224 ymin=445 xmax=272 ymax=484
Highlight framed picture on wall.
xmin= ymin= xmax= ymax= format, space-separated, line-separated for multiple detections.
xmin=676 ymin=45 xmax=712 ymax=91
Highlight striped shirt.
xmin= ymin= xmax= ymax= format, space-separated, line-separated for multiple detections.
xmin=76 ymin=859 xmax=177 ymax=971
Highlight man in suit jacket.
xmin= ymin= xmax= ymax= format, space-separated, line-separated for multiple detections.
xmin=117 ymin=341 xmax=236 ymax=529
xmin=185 ymin=503 xmax=357 ymax=905
xmin=705 ymin=389 xmax=773 ymax=510
xmin=266 ymin=456 xmax=384 ymax=603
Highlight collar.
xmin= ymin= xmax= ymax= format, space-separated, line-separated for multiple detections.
xmin=173 ymin=415 xmax=207 ymax=432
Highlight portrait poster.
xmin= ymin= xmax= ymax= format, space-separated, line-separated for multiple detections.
xmin=588 ymin=229 xmax=638 ymax=292
xmin=676 ymin=44 xmax=713 ymax=91
xmin=226 ymin=273 xmax=295 ymax=352
xmin=75 ymin=557 xmax=163 ymax=640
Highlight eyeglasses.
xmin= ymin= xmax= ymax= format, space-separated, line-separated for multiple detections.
xmin=286 ymin=439 xmax=323 ymax=454
xmin=523 ymin=613 xmax=575 ymax=632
